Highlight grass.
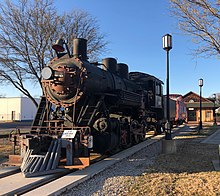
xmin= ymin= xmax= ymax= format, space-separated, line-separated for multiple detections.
xmin=0 ymin=133 xmax=22 ymax=164
xmin=0 ymin=138 xmax=13 ymax=164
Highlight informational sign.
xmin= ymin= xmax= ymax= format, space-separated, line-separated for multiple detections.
xmin=61 ymin=130 xmax=77 ymax=138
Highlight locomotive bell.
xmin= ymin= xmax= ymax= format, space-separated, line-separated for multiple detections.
xmin=52 ymin=38 xmax=65 ymax=52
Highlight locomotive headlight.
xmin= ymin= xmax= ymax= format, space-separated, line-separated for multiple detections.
xmin=42 ymin=67 xmax=53 ymax=80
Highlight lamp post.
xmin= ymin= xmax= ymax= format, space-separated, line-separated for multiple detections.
xmin=213 ymin=93 xmax=217 ymax=125
xmin=163 ymin=34 xmax=172 ymax=140
xmin=198 ymin=78 xmax=203 ymax=130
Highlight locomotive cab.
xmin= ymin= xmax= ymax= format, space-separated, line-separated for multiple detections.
xmin=129 ymin=72 xmax=164 ymax=110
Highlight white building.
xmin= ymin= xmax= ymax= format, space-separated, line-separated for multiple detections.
xmin=0 ymin=97 xmax=39 ymax=121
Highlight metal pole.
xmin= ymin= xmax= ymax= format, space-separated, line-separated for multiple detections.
xmin=214 ymin=94 xmax=217 ymax=125
xmin=165 ymin=50 xmax=172 ymax=140
xmin=219 ymin=144 xmax=220 ymax=166
xmin=166 ymin=50 xmax=170 ymax=123
xmin=199 ymin=85 xmax=203 ymax=130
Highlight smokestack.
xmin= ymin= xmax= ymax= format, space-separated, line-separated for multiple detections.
xmin=73 ymin=38 xmax=88 ymax=61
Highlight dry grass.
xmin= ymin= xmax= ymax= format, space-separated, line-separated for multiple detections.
xmin=127 ymin=125 xmax=220 ymax=195
xmin=0 ymin=138 xmax=12 ymax=164
xmin=0 ymin=129 xmax=28 ymax=165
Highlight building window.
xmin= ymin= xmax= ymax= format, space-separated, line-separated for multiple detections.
xmin=206 ymin=111 xmax=211 ymax=119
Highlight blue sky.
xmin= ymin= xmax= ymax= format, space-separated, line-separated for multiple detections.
xmin=2 ymin=0 xmax=220 ymax=98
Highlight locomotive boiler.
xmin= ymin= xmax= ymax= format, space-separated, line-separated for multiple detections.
xmin=10 ymin=38 xmax=165 ymax=173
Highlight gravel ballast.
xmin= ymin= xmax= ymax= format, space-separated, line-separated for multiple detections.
xmin=62 ymin=135 xmax=162 ymax=195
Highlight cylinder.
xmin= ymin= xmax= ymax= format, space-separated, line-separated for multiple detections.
xmin=73 ymin=38 xmax=87 ymax=61
xmin=117 ymin=63 xmax=129 ymax=79
xmin=102 ymin=58 xmax=117 ymax=74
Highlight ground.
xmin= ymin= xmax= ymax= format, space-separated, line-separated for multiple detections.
xmin=0 ymin=138 xmax=12 ymax=164
xmin=127 ymin=125 xmax=220 ymax=195
xmin=0 ymin=121 xmax=31 ymax=165
xmin=0 ymin=124 xmax=220 ymax=195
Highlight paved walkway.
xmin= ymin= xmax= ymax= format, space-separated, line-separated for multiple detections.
xmin=202 ymin=129 xmax=220 ymax=145
xmin=200 ymin=128 xmax=220 ymax=171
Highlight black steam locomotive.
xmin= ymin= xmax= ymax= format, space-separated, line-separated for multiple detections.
xmin=12 ymin=38 xmax=165 ymax=171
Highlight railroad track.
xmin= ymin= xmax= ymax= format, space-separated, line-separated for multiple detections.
xmin=0 ymin=125 xmax=185 ymax=196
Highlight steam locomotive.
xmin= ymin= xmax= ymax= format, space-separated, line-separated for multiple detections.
xmin=12 ymin=38 xmax=165 ymax=171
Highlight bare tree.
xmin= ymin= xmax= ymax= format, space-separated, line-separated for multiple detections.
xmin=170 ymin=0 xmax=220 ymax=57
xmin=0 ymin=0 xmax=108 ymax=107
xmin=214 ymin=93 xmax=220 ymax=104
xmin=61 ymin=10 xmax=108 ymax=61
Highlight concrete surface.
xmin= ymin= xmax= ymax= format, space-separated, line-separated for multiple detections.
xmin=212 ymin=160 xmax=220 ymax=171
xmin=0 ymin=166 xmax=20 ymax=178
xmin=0 ymin=172 xmax=54 ymax=195
xmin=201 ymin=129 xmax=220 ymax=144
xmin=201 ymin=129 xmax=220 ymax=171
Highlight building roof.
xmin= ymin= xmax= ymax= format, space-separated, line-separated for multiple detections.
xmin=183 ymin=91 xmax=214 ymax=108
xmin=183 ymin=91 xmax=212 ymax=103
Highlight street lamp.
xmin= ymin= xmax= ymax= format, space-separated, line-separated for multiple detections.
xmin=213 ymin=93 xmax=217 ymax=125
xmin=163 ymin=34 xmax=172 ymax=140
xmin=198 ymin=78 xmax=203 ymax=130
